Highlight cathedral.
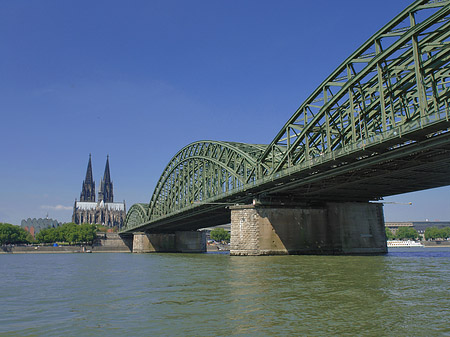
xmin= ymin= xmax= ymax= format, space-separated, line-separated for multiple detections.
xmin=72 ymin=155 xmax=126 ymax=228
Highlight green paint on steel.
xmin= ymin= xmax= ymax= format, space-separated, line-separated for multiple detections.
xmin=147 ymin=141 xmax=269 ymax=222
xmin=256 ymin=0 xmax=450 ymax=177
xmin=124 ymin=203 xmax=149 ymax=231
xmin=122 ymin=0 xmax=450 ymax=234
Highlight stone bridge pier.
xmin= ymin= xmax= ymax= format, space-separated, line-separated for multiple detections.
xmin=132 ymin=231 xmax=206 ymax=253
xmin=230 ymin=202 xmax=387 ymax=255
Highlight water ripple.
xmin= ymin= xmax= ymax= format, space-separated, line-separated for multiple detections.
xmin=1 ymin=249 xmax=450 ymax=336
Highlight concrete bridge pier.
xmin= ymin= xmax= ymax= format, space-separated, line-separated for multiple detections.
xmin=132 ymin=231 xmax=206 ymax=253
xmin=230 ymin=202 xmax=387 ymax=255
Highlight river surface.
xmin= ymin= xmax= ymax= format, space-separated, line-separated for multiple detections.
xmin=1 ymin=248 xmax=450 ymax=336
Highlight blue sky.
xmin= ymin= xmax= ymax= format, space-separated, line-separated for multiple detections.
xmin=1 ymin=0 xmax=449 ymax=225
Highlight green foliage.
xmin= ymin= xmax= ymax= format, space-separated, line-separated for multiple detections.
xmin=395 ymin=227 xmax=419 ymax=240
xmin=210 ymin=227 xmax=230 ymax=243
xmin=0 ymin=223 xmax=31 ymax=245
xmin=424 ymin=227 xmax=450 ymax=240
xmin=95 ymin=224 xmax=109 ymax=232
xmin=35 ymin=223 xmax=97 ymax=244
xmin=445 ymin=227 xmax=450 ymax=239
xmin=95 ymin=224 xmax=118 ymax=233
xmin=35 ymin=228 xmax=57 ymax=243
xmin=385 ymin=227 xmax=395 ymax=240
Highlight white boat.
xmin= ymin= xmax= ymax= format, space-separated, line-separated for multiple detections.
xmin=387 ymin=240 xmax=424 ymax=248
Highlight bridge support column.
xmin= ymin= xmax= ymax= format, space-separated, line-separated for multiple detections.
xmin=230 ymin=202 xmax=386 ymax=255
xmin=132 ymin=231 xmax=206 ymax=253
xmin=175 ymin=231 xmax=206 ymax=253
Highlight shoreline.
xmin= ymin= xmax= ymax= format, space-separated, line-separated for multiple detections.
xmin=1 ymin=245 xmax=131 ymax=254
xmin=423 ymin=241 xmax=450 ymax=247
xmin=2 ymin=243 xmax=449 ymax=254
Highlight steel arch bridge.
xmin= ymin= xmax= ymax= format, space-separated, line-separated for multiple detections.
xmin=123 ymin=0 xmax=450 ymax=234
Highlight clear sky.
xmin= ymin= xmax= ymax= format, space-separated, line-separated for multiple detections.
xmin=1 ymin=0 xmax=449 ymax=225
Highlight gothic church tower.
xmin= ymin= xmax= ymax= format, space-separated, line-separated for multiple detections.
xmin=73 ymin=155 xmax=126 ymax=228
xmin=98 ymin=155 xmax=114 ymax=203
xmin=80 ymin=154 xmax=95 ymax=202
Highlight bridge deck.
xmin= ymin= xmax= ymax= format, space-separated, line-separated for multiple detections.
xmin=122 ymin=0 xmax=450 ymax=235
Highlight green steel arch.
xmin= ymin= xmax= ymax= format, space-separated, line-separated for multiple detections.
xmin=146 ymin=141 xmax=269 ymax=222
xmin=255 ymin=0 xmax=450 ymax=176
xmin=124 ymin=203 xmax=149 ymax=231
xmin=123 ymin=0 xmax=450 ymax=232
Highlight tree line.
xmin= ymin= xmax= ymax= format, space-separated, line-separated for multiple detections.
xmin=36 ymin=223 xmax=97 ymax=244
xmin=210 ymin=227 xmax=230 ymax=243
xmin=423 ymin=227 xmax=450 ymax=240
xmin=0 ymin=222 xmax=98 ymax=245
xmin=0 ymin=223 xmax=32 ymax=245
xmin=386 ymin=226 xmax=450 ymax=241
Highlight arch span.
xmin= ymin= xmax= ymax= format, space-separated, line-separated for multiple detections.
xmin=256 ymin=0 xmax=450 ymax=176
xmin=123 ymin=0 xmax=450 ymax=233
xmin=146 ymin=141 xmax=269 ymax=223
xmin=124 ymin=203 xmax=149 ymax=231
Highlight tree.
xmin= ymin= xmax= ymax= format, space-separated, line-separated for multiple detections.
xmin=385 ymin=227 xmax=395 ymax=240
xmin=35 ymin=223 xmax=97 ymax=244
xmin=210 ymin=228 xmax=230 ymax=243
xmin=35 ymin=228 xmax=57 ymax=243
xmin=96 ymin=224 xmax=109 ymax=232
xmin=79 ymin=223 xmax=97 ymax=243
xmin=425 ymin=227 xmax=450 ymax=240
xmin=425 ymin=227 xmax=439 ymax=240
xmin=0 ymin=223 xmax=31 ymax=245
xmin=396 ymin=227 xmax=419 ymax=240
xmin=443 ymin=227 xmax=450 ymax=239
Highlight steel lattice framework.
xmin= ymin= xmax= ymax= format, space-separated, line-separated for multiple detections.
xmin=125 ymin=141 xmax=270 ymax=229
xmin=123 ymin=0 xmax=450 ymax=233
xmin=255 ymin=0 xmax=450 ymax=177
xmin=125 ymin=203 xmax=149 ymax=229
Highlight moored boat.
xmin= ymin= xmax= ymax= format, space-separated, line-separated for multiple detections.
xmin=387 ymin=240 xmax=424 ymax=248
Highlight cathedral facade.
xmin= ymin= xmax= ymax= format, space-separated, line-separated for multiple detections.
xmin=72 ymin=155 xmax=126 ymax=229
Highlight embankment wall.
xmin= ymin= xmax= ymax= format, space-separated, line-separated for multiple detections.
xmin=1 ymin=232 xmax=132 ymax=253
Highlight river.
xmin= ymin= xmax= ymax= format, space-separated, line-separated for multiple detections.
xmin=1 ymin=248 xmax=450 ymax=336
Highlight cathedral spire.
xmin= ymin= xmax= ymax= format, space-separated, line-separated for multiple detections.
xmin=98 ymin=155 xmax=114 ymax=203
xmin=104 ymin=155 xmax=111 ymax=184
xmin=80 ymin=154 xmax=95 ymax=202
xmin=85 ymin=154 xmax=94 ymax=184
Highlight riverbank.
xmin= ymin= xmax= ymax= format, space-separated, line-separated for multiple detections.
xmin=1 ymin=245 xmax=130 ymax=254
xmin=2 ymin=244 xmax=228 ymax=254
xmin=423 ymin=240 xmax=450 ymax=247
xmin=0 ymin=232 xmax=132 ymax=254
xmin=2 ymin=238 xmax=446 ymax=254
xmin=207 ymin=242 xmax=230 ymax=252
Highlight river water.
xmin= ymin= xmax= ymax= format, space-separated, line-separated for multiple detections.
xmin=1 ymin=248 xmax=450 ymax=336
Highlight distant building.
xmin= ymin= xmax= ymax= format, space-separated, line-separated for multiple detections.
xmin=386 ymin=221 xmax=450 ymax=236
xmin=72 ymin=155 xmax=126 ymax=228
xmin=21 ymin=217 xmax=61 ymax=237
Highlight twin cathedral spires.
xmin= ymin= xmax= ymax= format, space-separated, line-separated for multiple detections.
xmin=80 ymin=154 xmax=114 ymax=203
xmin=73 ymin=155 xmax=126 ymax=227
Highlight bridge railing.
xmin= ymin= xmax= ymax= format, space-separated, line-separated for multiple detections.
xmin=122 ymin=0 xmax=450 ymax=233
xmin=254 ymin=0 xmax=450 ymax=177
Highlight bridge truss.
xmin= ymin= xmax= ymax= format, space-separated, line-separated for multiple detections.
xmin=257 ymin=0 xmax=450 ymax=177
xmin=123 ymin=0 xmax=450 ymax=233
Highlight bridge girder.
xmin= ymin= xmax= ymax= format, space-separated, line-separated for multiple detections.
xmin=125 ymin=203 xmax=149 ymax=230
xmin=256 ymin=0 xmax=450 ymax=176
xmin=122 ymin=0 xmax=450 ymax=234
xmin=123 ymin=141 xmax=268 ymax=231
